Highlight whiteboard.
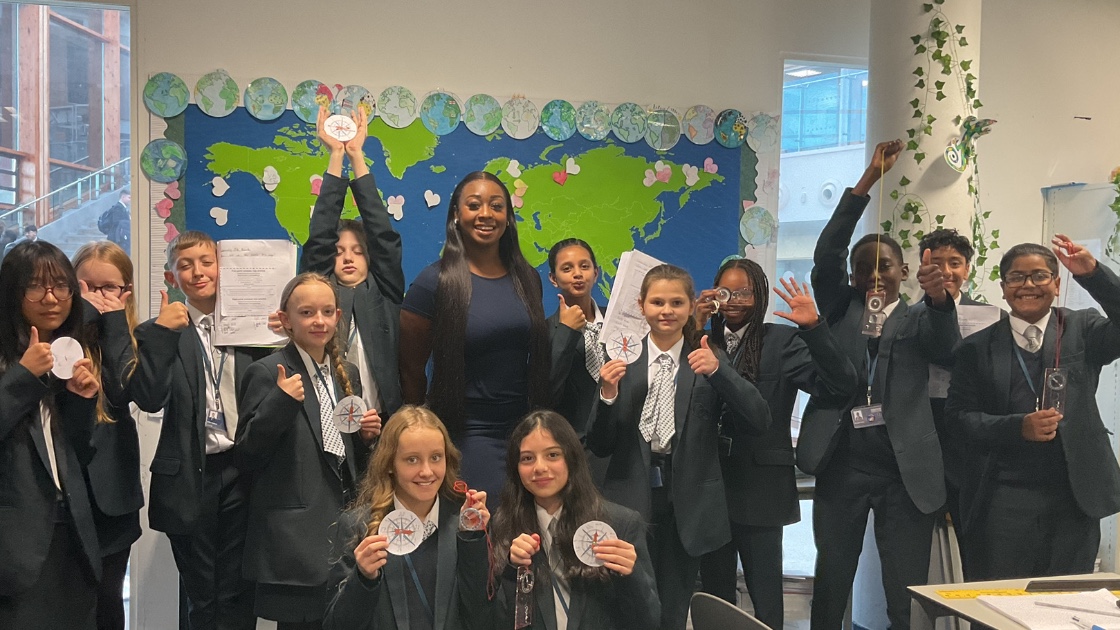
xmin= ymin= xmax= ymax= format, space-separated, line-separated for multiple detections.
xmin=1042 ymin=182 xmax=1120 ymax=572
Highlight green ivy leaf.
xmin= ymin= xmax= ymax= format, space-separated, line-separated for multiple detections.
xmin=914 ymin=230 xmax=925 ymax=240
xmin=907 ymin=129 xmax=917 ymax=138
xmin=910 ymin=98 xmax=921 ymax=109
xmin=965 ymin=73 xmax=977 ymax=82
xmin=915 ymin=152 xmax=926 ymax=164
xmin=991 ymin=229 xmax=1000 ymax=238
xmin=916 ymin=45 xmax=927 ymax=54
xmin=890 ymin=190 xmax=900 ymax=200
xmin=936 ymin=215 xmax=946 ymax=224
xmin=931 ymin=18 xmax=943 ymax=28
xmin=931 ymin=50 xmax=942 ymax=61
xmin=907 ymin=140 xmax=920 ymax=151
xmin=955 ymin=24 xmax=965 ymax=33
xmin=926 ymin=114 xmax=937 ymax=124
xmin=899 ymin=176 xmax=911 ymax=187
xmin=983 ymin=211 xmax=991 ymax=218
xmin=924 ymin=125 xmax=933 ymax=136
xmin=913 ymin=214 xmax=923 ymax=224
xmin=916 ymin=78 xmax=926 ymax=89
xmin=935 ymin=80 xmax=946 ymax=90
xmin=989 ymin=240 xmax=999 ymax=249
xmin=936 ymin=91 xmax=946 ymax=101
xmin=941 ymin=65 xmax=952 ymax=75
xmin=934 ymin=0 xmax=945 ymax=4
xmin=901 ymin=211 xmax=911 ymax=220
xmin=914 ymin=67 xmax=925 ymax=77
xmin=953 ymin=115 xmax=962 ymax=125
xmin=913 ymin=109 xmax=923 ymax=119
xmin=881 ymin=220 xmax=893 ymax=232
xmin=959 ymin=37 xmax=968 ymax=46
xmin=911 ymin=34 xmax=922 ymax=44
xmin=902 ymin=240 xmax=913 ymax=249
xmin=989 ymin=268 xmax=1000 ymax=281
xmin=976 ymin=256 xmax=987 ymax=266
xmin=905 ymin=201 xmax=921 ymax=213
xmin=923 ymin=3 xmax=933 ymax=12
xmin=899 ymin=229 xmax=910 ymax=239
xmin=960 ymin=59 xmax=972 ymax=71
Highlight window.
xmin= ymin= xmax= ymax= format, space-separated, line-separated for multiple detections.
xmin=0 ymin=1 xmax=131 ymax=256
xmin=782 ymin=64 xmax=868 ymax=153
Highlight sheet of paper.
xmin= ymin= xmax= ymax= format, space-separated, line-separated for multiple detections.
xmin=600 ymin=250 xmax=665 ymax=361
xmin=214 ymin=239 xmax=296 ymax=346
xmin=1063 ymin=238 xmax=1104 ymax=314
xmin=977 ymin=588 xmax=1120 ymax=630
xmin=957 ymin=304 xmax=1003 ymax=338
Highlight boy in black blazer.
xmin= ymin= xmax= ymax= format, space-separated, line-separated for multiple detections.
xmin=132 ymin=231 xmax=268 ymax=630
xmin=798 ymin=140 xmax=960 ymax=630
xmin=947 ymin=238 xmax=1120 ymax=579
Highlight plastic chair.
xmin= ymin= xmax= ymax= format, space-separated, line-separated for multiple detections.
xmin=689 ymin=592 xmax=773 ymax=630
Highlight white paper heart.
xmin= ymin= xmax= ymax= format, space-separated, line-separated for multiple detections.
xmin=642 ymin=169 xmax=656 ymax=187
xmin=682 ymin=164 xmax=700 ymax=186
xmin=387 ymin=195 xmax=404 ymax=221
xmin=565 ymin=158 xmax=581 ymax=175
xmin=210 ymin=207 xmax=229 ymax=226
xmin=424 ymin=190 xmax=441 ymax=208
xmin=655 ymin=160 xmax=667 ymax=172
xmin=507 ymin=159 xmax=522 ymax=177
xmin=211 ymin=176 xmax=230 ymax=197
xmin=263 ymin=166 xmax=280 ymax=192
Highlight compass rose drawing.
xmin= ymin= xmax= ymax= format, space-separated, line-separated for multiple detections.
xmin=574 ymin=520 xmax=618 ymax=567
xmin=323 ymin=114 xmax=358 ymax=142
xmin=378 ymin=509 xmax=422 ymax=555
xmin=332 ymin=395 xmax=366 ymax=434
xmin=606 ymin=330 xmax=643 ymax=364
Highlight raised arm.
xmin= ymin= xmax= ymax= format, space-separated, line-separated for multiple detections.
xmin=301 ymin=106 xmax=350 ymax=275
xmin=347 ymin=108 xmax=405 ymax=303
xmin=1053 ymin=236 xmax=1120 ymax=366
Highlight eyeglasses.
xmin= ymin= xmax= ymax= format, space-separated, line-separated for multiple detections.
xmin=88 ymin=283 xmax=130 ymax=297
xmin=1003 ymin=271 xmax=1055 ymax=288
xmin=25 ymin=283 xmax=73 ymax=302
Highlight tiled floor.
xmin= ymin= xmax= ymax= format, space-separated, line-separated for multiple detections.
xmin=688 ymin=576 xmax=813 ymax=630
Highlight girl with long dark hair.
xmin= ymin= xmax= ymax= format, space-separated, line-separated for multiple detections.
xmin=399 ymin=171 xmax=550 ymax=503
xmin=694 ymin=258 xmax=857 ymax=630
xmin=0 ymin=241 xmax=104 ymax=628
xmin=460 ymin=410 xmax=658 ymax=629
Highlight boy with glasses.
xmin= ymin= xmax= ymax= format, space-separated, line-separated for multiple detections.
xmin=947 ymin=237 xmax=1120 ymax=579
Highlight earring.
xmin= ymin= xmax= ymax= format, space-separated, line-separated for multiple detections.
xmin=453 ymin=218 xmax=460 ymax=226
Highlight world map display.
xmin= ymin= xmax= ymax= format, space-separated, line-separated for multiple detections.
xmin=173 ymin=105 xmax=758 ymax=312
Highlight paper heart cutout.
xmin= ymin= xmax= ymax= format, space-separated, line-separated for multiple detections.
xmin=386 ymin=195 xmax=404 ymax=221
xmin=742 ymin=200 xmax=755 ymax=210
xmin=211 ymin=176 xmax=230 ymax=197
xmin=424 ymin=190 xmax=441 ymax=208
xmin=209 ymin=207 xmax=229 ymax=226
xmin=704 ymin=157 xmax=718 ymax=174
xmin=154 ymin=198 xmax=174 ymax=218
xmin=507 ymin=160 xmax=522 ymax=178
xmin=655 ymin=160 xmax=667 ymax=172
xmin=513 ymin=178 xmax=528 ymax=197
xmin=163 ymin=223 xmax=180 ymax=243
xmin=164 ymin=181 xmax=181 ymax=200
xmin=512 ymin=195 xmax=524 ymax=209
xmin=310 ymin=174 xmax=323 ymax=196
xmin=655 ymin=165 xmax=671 ymax=183
xmin=682 ymin=164 xmax=700 ymax=187
xmin=263 ymin=166 xmax=280 ymax=192
xmin=552 ymin=171 xmax=568 ymax=186
xmin=642 ymin=169 xmax=656 ymax=187
xmin=565 ymin=158 xmax=581 ymax=175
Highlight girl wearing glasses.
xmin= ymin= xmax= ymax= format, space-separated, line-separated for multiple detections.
xmin=0 ymin=241 xmax=104 ymax=628
xmin=694 ymin=258 xmax=857 ymax=630
xmin=72 ymin=241 xmax=140 ymax=630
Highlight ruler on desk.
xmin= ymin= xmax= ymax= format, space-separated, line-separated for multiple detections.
xmin=936 ymin=588 xmax=1120 ymax=599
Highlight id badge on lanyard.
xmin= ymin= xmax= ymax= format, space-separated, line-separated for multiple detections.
xmin=852 ymin=348 xmax=885 ymax=428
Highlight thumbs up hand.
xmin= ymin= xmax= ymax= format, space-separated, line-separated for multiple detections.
xmin=687 ymin=335 xmax=720 ymax=376
xmin=558 ymin=294 xmax=587 ymax=330
xmin=277 ymin=364 xmax=304 ymax=401
xmin=20 ymin=326 xmax=54 ymax=377
xmin=917 ymin=248 xmax=949 ymax=306
xmin=155 ymin=290 xmax=190 ymax=330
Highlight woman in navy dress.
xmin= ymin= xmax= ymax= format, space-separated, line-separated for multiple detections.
xmin=399 ymin=171 xmax=550 ymax=505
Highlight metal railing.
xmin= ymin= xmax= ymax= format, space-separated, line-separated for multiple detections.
xmin=0 ymin=157 xmax=130 ymax=229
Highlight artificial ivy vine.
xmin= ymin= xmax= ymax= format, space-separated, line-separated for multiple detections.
xmin=883 ymin=0 xmax=1001 ymax=292
xmin=1107 ymin=167 xmax=1120 ymax=263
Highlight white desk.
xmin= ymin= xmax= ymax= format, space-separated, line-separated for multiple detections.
xmin=910 ymin=573 xmax=1120 ymax=630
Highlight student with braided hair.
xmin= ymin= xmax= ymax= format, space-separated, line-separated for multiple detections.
xmin=236 ymin=272 xmax=382 ymax=628
xmin=695 ymin=258 xmax=857 ymax=630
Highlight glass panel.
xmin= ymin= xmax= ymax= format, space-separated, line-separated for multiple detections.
xmin=0 ymin=3 xmax=16 ymax=152
xmin=50 ymin=18 xmax=102 ymax=167
xmin=782 ymin=64 xmax=868 ymax=153
xmin=53 ymin=4 xmax=101 ymax=31
xmin=120 ymin=50 xmax=129 ymax=157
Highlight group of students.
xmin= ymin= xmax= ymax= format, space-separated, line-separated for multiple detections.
xmin=2 ymin=107 xmax=1118 ymax=630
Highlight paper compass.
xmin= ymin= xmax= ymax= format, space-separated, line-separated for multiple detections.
xmin=378 ymin=509 xmax=422 ymax=555
xmin=574 ymin=520 xmax=618 ymax=567
xmin=332 ymin=395 xmax=367 ymax=434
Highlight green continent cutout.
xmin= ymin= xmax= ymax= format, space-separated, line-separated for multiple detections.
xmin=367 ymin=118 xmax=438 ymax=179
xmin=485 ymin=145 xmax=722 ymax=292
xmin=430 ymin=165 xmax=446 ymax=173
xmin=205 ymin=141 xmax=347 ymax=245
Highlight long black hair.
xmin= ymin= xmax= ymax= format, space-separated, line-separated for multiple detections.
xmin=490 ymin=410 xmax=613 ymax=582
xmin=0 ymin=240 xmax=87 ymax=369
xmin=708 ymin=258 xmax=769 ymax=382
xmin=429 ymin=171 xmax=550 ymax=435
